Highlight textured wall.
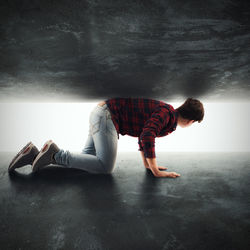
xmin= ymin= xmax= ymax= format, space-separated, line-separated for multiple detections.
xmin=0 ymin=0 xmax=250 ymax=102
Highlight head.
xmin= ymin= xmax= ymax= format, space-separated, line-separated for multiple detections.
xmin=176 ymin=98 xmax=204 ymax=128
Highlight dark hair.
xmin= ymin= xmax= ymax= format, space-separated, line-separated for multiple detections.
xmin=176 ymin=98 xmax=204 ymax=123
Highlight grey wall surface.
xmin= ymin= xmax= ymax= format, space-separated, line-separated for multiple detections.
xmin=0 ymin=0 xmax=250 ymax=102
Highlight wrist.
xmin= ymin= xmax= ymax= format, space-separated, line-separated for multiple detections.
xmin=154 ymin=171 xmax=167 ymax=177
xmin=150 ymin=165 xmax=161 ymax=176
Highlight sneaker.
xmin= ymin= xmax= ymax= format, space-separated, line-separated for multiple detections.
xmin=8 ymin=142 xmax=39 ymax=172
xmin=32 ymin=140 xmax=60 ymax=172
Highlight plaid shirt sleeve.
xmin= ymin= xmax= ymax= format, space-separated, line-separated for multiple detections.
xmin=138 ymin=108 xmax=170 ymax=158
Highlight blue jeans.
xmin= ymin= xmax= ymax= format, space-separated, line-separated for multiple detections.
xmin=54 ymin=104 xmax=118 ymax=174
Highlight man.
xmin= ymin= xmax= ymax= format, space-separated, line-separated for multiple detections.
xmin=141 ymin=98 xmax=204 ymax=178
xmin=8 ymin=97 xmax=204 ymax=178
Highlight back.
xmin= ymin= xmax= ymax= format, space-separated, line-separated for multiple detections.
xmin=105 ymin=97 xmax=176 ymax=137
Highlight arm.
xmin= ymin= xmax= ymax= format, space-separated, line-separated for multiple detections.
xmin=140 ymin=150 xmax=150 ymax=169
xmin=138 ymin=108 xmax=167 ymax=172
xmin=138 ymin=108 xmax=180 ymax=178
xmin=140 ymin=150 xmax=171 ymax=174
xmin=139 ymin=150 xmax=164 ymax=173
xmin=145 ymin=157 xmax=161 ymax=176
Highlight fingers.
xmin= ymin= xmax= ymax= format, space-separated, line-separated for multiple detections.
xmin=173 ymin=172 xmax=181 ymax=178
xmin=168 ymin=172 xmax=181 ymax=178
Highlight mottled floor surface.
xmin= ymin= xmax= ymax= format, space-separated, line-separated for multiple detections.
xmin=0 ymin=152 xmax=249 ymax=250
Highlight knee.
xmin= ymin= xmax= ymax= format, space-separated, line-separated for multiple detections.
xmin=101 ymin=163 xmax=115 ymax=174
xmin=102 ymin=167 xmax=114 ymax=174
xmin=98 ymin=159 xmax=115 ymax=174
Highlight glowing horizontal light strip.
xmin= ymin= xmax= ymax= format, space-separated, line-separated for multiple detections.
xmin=0 ymin=102 xmax=249 ymax=152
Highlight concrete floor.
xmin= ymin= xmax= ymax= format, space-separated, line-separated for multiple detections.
xmin=0 ymin=152 xmax=249 ymax=250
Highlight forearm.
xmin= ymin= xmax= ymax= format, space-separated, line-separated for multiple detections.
xmin=146 ymin=157 xmax=161 ymax=177
xmin=140 ymin=151 xmax=149 ymax=168
xmin=140 ymin=150 xmax=161 ymax=176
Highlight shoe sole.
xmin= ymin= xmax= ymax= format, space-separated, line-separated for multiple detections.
xmin=8 ymin=142 xmax=33 ymax=171
xmin=32 ymin=140 xmax=56 ymax=172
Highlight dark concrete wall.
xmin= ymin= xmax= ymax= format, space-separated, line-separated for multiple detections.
xmin=0 ymin=0 xmax=250 ymax=102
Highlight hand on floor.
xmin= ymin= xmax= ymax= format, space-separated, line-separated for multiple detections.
xmin=157 ymin=171 xmax=181 ymax=178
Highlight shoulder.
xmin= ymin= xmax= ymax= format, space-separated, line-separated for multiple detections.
xmin=155 ymin=103 xmax=178 ymax=122
xmin=157 ymin=102 xmax=175 ymax=113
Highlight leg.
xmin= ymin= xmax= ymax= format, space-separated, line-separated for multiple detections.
xmin=92 ymin=108 xmax=118 ymax=173
xmin=54 ymin=104 xmax=118 ymax=174
xmin=81 ymin=121 xmax=96 ymax=155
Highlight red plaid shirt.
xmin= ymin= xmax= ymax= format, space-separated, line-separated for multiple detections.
xmin=105 ymin=98 xmax=178 ymax=158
